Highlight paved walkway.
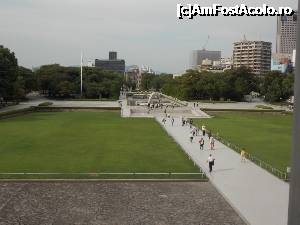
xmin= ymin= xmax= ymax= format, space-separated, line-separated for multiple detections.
xmin=188 ymin=101 xmax=287 ymax=111
xmin=0 ymin=98 xmax=119 ymax=113
xmin=157 ymin=117 xmax=289 ymax=225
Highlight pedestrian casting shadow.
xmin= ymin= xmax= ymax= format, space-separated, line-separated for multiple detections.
xmin=213 ymin=168 xmax=235 ymax=173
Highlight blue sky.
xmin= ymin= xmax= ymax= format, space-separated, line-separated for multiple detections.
xmin=0 ymin=0 xmax=298 ymax=73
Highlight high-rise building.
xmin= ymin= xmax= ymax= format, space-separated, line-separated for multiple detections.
xmin=95 ymin=51 xmax=125 ymax=73
xmin=276 ymin=12 xmax=297 ymax=54
xmin=233 ymin=40 xmax=272 ymax=75
xmin=190 ymin=50 xmax=221 ymax=70
xmin=109 ymin=51 xmax=117 ymax=60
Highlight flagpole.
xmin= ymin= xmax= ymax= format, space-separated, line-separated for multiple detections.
xmin=80 ymin=52 xmax=83 ymax=98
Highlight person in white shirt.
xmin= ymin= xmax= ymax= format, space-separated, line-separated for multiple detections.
xmin=210 ymin=137 xmax=215 ymax=150
xmin=207 ymin=154 xmax=215 ymax=173
xmin=202 ymin=125 xmax=206 ymax=136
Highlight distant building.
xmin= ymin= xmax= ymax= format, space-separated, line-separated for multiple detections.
xmin=276 ymin=12 xmax=297 ymax=54
xmin=271 ymin=59 xmax=288 ymax=73
xmin=233 ymin=40 xmax=272 ymax=75
xmin=273 ymin=53 xmax=292 ymax=64
xmin=140 ymin=65 xmax=155 ymax=74
xmin=87 ymin=60 xmax=94 ymax=67
xmin=95 ymin=51 xmax=125 ymax=73
xmin=109 ymin=51 xmax=117 ymax=60
xmin=125 ymin=65 xmax=142 ymax=89
xmin=173 ymin=71 xmax=186 ymax=78
xmin=199 ymin=58 xmax=213 ymax=71
xmin=271 ymin=53 xmax=293 ymax=73
xmin=292 ymin=49 xmax=296 ymax=67
xmin=190 ymin=50 xmax=221 ymax=70
xmin=197 ymin=57 xmax=232 ymax=73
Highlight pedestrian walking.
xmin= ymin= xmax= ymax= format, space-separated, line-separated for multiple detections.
xmin=241 ymin=149 xmax=246 ymax=162
xmin=207 ymin=154 xmax=215 ymax=173
xmin=210 ymin=137 xmax=215 ymax=150
xmin=193 ymin=102 xmax=195 ymax=107
xmin=192 ymin=128 xmax=196 ymax=136
xmin=208 ymin=130 xmax=212 ymax=140
xmin=189 ymin=133 xmax=194 ymax=143
xmin=171 ymin=117 xmax=174 ymax=126
xmin=162 ymin=117 xmax=166 ymax=125
xmin=199 ymin=137 xmax=204 ymax=150
xmin=190 ymin=118 xmax=193 ymax=129
xmin=202 ymin=125 xmax=206 ymax=136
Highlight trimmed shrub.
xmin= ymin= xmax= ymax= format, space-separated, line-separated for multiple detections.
xmin=256 ymin=105 xmax=274 ymax=110
xmin=38 ymin=102 xmax=53 ymax=107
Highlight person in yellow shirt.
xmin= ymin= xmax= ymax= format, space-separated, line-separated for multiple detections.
xmin=241 ymin=149 xmax=246 ymax=163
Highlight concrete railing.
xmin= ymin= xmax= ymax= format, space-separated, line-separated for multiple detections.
xmin=0 ymin=172 xmax=207 ymax=180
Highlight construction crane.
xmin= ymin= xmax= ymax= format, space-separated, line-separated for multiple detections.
xmin=202 ymin=35 xmax=210 ymax=50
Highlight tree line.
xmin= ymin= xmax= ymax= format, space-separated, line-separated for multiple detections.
xmin=0 ymin=46 xmax=123 ymax=101
xmin=141 ymin=67 xmax=294 ymax=102
xmin=0 ymin=46 xmax=37 ymax=102
xmin=37 ymin=64 xmax=122 ymax=99
xmin=0 ymin=45 xmax=294 ymax=102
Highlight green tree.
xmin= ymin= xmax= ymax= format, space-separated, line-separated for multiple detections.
xmin=18 ymin=66 xmax=37 ymax=93
xmin=36 ymin=65 xmax=123 ymax=99
xmin=261 ymin=71 xmax=294 ymax=102
xmin=57 ymin=81 xmax=75 ymax=97
xmin=0 ymin=46 xmax=18 ymax=100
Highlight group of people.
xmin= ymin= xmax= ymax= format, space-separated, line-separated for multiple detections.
xmin=181 ymin=117 xmax=193 ymax=127
xmin=162 ymin=115 xmax=175 ymax=126
xmin=162 ymin=116 xmax=248 ymax=174
xmin=187 ymin=123 xmax=215 ymax=151
xmin=184 ymin=118 xmax=216 ymax=173
xmin=193 ymin=102 xmax=200 ymax=108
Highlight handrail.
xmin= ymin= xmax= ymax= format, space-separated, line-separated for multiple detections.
xmin=208 ymin=129 xmax=289 ymax=181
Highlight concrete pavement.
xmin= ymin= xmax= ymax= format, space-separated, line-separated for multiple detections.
xmin=188 ymin=101 xmax=287 ymax=111
xmin=157 ymin=116 xmax=289 ymax=225
xmin=0 ymin=96 xmax=119 ymax=113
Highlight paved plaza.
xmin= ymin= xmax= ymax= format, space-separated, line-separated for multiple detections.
xmin=0 ymin=100 xmax=119 ymax=113
xmin=0 ymin=182 xmax=245 ymax=225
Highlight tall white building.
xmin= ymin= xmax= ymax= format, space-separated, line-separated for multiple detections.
xmin=276 ymin=12 xmax=298 ymax=54
xmin=233 ymin=40 xmax=272 ymax=75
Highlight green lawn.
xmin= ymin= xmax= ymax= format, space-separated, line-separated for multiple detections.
xmin=0 ymin=111 xmax=201 ymax=179
xmin=195 ymin=112 xmax=293 ymax=171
